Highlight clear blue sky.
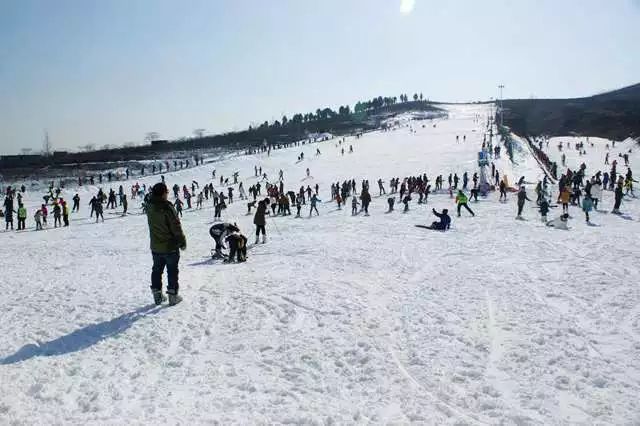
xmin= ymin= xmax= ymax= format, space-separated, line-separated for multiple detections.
xmin=1 ymin=0 xmax=639 ymax=155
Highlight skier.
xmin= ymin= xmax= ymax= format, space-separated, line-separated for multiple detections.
xmin=351 ymin=195 xmax=359 ymax=215
xmin=72 ymin=193 xmax=80 ymax=212
xmin=146 ymin=182 xmax=187 ymax=306
xmin=455 ymin=190 xmax=475 ymax=217
xmin=516 ymin=186 xmax=531 ymax=220
xmin=309 ymin=194 xmax=321 ymax=216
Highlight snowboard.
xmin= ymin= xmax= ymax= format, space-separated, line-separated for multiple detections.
xmin=415 ymin=225 xmax=445 ymax=231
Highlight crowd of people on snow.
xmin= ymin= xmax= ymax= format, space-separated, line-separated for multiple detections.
xmin=2 ymin=116 xmax=637 ymax=306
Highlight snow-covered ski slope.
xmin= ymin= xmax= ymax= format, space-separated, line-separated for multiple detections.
xmin=1 ymin=104 xmax=639 ymax=425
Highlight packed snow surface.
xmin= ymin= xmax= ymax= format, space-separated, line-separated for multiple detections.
xmin=1 ymin=104 xmax=639 ymax=424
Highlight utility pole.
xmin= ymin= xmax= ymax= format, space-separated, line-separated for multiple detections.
xmin=43 ymin=130 xmax=52 ymax=156
xmin=498 ymin=84 xmax=505 ymax=127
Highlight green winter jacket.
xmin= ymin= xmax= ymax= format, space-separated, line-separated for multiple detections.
xmin=18 ymin=206 xmax=27 ymax=219
xmin=146 ymin=195 xmax=187 ymax=253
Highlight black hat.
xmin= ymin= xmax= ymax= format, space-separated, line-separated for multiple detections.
xmin=152 ymin=182 xmax=168 ymax=197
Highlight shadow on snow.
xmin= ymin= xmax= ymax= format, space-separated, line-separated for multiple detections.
xmin=0 ymin=304 xmax=166 ymax=365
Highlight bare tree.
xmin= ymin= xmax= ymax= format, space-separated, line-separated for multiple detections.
xmin=193 ymin=128 xmax=206 ymax=138
xmin=145 ymin=132 xmax=160 ymax=142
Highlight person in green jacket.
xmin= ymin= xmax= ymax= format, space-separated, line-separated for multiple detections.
xmin=17 ymin=203 xmax=27 ymax=230
xmin=146 ymin=183 xmax=187 ymax=306
xmin=455 ymin=190 xmax=475 ymax=217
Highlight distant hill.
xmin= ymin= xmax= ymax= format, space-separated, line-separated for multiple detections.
xmin=502 ymin=83 xmax=640 ymax=140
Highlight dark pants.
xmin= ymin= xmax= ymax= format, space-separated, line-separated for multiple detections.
xmin=255 ymin=224 xmax=265 ymax=236
xmin=614 ymin=197 xmax=622 ymax=210
xmin=517 ymin=202 xmax=525 ymax=216
xmin=457 ymin=203 xmax=474 ymax=216
xmin=229 ymin=236 xmax=247 ymax=261
xmin=151 ymin=251 xmax=180 ymax=294
xmin=18 ymin=218 xmax=26 ymax=230
xmin=63 ymin=214 xmax=69 ymax=226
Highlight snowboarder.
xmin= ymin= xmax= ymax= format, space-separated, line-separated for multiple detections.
xmin=425 ymin=208 xmax=451 ymax=231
